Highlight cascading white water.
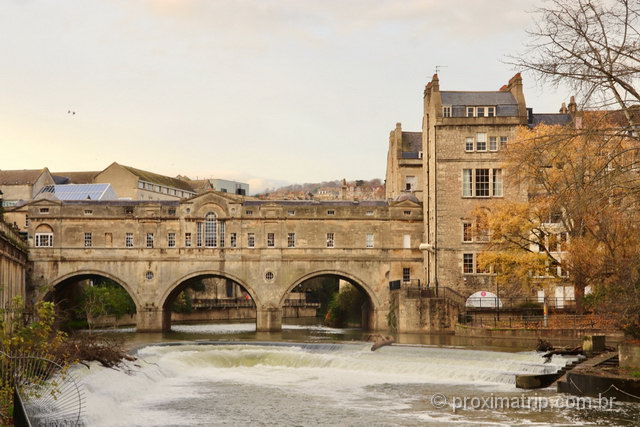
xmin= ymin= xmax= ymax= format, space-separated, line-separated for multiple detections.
xmin=75 ymin=343 xmax=589 ymax=426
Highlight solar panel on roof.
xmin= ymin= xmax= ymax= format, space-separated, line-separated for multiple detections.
xmin=36 ymin=184 xmax=118 ymax=200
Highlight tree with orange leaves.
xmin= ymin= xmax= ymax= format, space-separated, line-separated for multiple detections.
xmin=476 ymin=114 xmax=640 ymax=336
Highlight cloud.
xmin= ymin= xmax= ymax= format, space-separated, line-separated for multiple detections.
xmin=131 ymin=0 xmax=531 ymax=44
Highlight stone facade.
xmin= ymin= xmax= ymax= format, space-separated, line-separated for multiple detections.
xmin=385 ymin=73 xmax=572 ymax=297
xmin=26 ymin=191 xmax=423 ymax=332
xmin=385 ymin=123 xmax=423 ymax=201
xmin=0 ymin=221 xmax=28 ymax=308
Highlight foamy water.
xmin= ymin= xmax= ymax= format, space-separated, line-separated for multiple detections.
xmin=70 ymin=342 xmax=634 ymax=426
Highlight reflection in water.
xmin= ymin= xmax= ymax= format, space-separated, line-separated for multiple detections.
xmin=88 ymin=318 xmax=563 ymax=353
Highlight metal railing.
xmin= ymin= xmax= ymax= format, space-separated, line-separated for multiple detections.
xmin=190 ymin=298 xmax=320 ymax=309
xmin=459 ymin=314 xmax=616 ymax=330
xmin=464 ymin=296 xmax=576 ymax=311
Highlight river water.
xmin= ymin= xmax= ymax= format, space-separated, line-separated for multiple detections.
xmin=74 ymin=321 xmax=640 ymax=426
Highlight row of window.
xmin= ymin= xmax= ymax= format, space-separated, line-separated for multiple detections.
xmin=137 ymin=180 xmax=196 ymax=198
xmin=245 ymin=209 xmax=380 ymax=217
xmin=464 ymin=133 xmax=508 ymax=152
xmin=36 ymin=231 xmax=412 ymax=249
xmin=442 ymin=106 xmax=496 ymax=118
xmin=463 ymin=253 xmax=568 ymax=277
xmin=462 ymin=168 xmax=503 ymax=197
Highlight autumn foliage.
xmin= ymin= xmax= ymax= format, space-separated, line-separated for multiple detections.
xmin=477 ymin=114 xmax=640 ymax=337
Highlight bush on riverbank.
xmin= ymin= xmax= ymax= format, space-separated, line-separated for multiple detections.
xmin=324 ymin=287 xmax=365 ymax=328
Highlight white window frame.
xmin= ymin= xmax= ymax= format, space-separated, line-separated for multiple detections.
xmin=287 ymin=232 xmax=296 ymax=248
xmin=443 ymin=106 xmax=452 ymax=117
xmin=493 ymin=169 xmax=503 ymax=197
xmin=146 ymin=233 xmax=154 ymax=248
xmin=287 ymin=210 xmax=295 ymax=216
xmin=463 ymin=253 xmax=474 ymax=274
xmin=168 ymin=232 xmax=176 ymax=248
xmin=489 ymin=136 xmax=498 ymax=151
xmin=327 ymin=210 xmax=335 ymax=216
xmin=125 ymin=232 xmax=134 ymax=248
xmin=462 ymin=168 xmax=502 ymax=198
xmin=35 ymin=233 xmax=53 ymax=247
xmin=267 ymin=233 xmax=275 ymax=248
xmin=465 ymin=137 xmax=474 ymax=152
xmin=475 ymin=133 xmax=487 ymax=152
xmin=326 ymin=232 xmax=335 ymax=248
xmin=230 ymin=232 xmax=237 ymax=248
xmin=247 ymin=233 xmax=255 ymax=248
xmin=185 ymin=232 xmax=192 ymax=247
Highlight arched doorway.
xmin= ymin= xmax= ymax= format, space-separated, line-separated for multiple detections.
xmin=281 ymin=272 xmax=377 ymax=330
xmin=161 ymin=273 xmax=258 ymax=331
xmin=46 ymin=272 xmax=138 ymax=331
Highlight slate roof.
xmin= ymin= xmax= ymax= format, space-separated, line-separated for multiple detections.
xmin=53 ymin=171 xmax=99 ymax=184
xmin=530 ymin=114 xmax=573 ymax=126
xmin=0 ymin=169 xmax=47 ymax=185
xmin=118 ymin=164 xmax=195 ymax=192
xmin=402 ymin=132 xmax=422 ymax=152
xmin=440 ymin=91 xmax=517 ymax=106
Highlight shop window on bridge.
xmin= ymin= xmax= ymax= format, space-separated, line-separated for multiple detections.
xmin=84 ymin=232 xmax=92 ymax=248
xmin=146 ymin=233 xmax=154 ymax=248
xmin=219 ymin=221 xmax=225 ymax=247
xmin=35 ymin=232 xmax=53 ymax=247
xmin=204 ymin=212 xmax=217 ymax=247
xmin=35 ymin=225 xmax=54 ymax=247
xmin=125 ymin=232 xmax=134 ymax=248
xmin=326 ymin=233 xmax=335 ymax=248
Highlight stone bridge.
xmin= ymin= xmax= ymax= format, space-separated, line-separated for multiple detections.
xmin=26 ymin=192 xmax=424 ymax=331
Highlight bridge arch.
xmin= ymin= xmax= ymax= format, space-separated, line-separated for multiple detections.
xmin=281 ymin=269 xmax=381 ymax=330
xmin=160 ymin=270 xmax=260 ymax=309
xmin=45 ymin=269 xmax=141 ymax=309
xmin=280 ymin=269 xmax=381 ymax=309
xmin=158 ymin=270 xmax=261 ymax=331
xmin=43 ymin=269 xmax=139 ymax=330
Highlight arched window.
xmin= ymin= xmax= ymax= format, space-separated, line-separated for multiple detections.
xmin=204 ymin=212 xmax=217 ymax=247
xmin=35 ymin=224 xmax=54 ymax=247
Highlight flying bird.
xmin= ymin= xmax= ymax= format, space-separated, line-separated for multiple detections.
xmin=67 ymin=110 xmax=76 ymax=115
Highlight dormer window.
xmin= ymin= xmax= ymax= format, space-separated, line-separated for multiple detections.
xmin=466 ymin=106 xmax=497 ymax=118
xmin=443 ymin=106 xmax=451 ymax=117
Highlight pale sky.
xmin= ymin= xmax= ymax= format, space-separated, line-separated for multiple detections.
xmin=0 ymin=0 xmax=568 ymax=194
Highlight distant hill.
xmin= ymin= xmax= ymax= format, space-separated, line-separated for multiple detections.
xmin=257 ymin=178 xmax=384 ymax=200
